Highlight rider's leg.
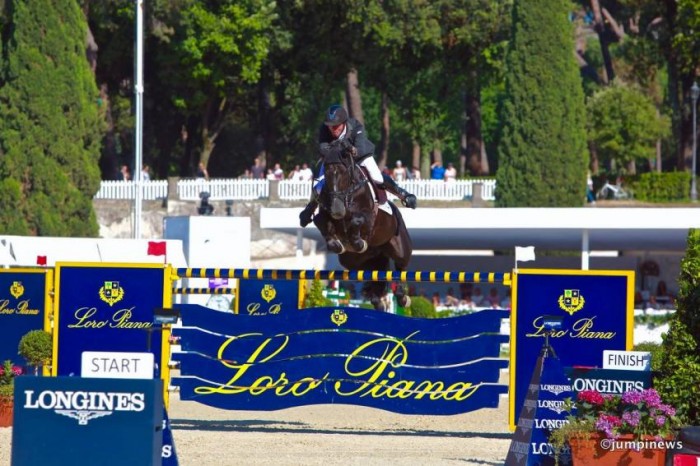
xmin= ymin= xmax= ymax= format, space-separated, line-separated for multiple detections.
xmin=299 ymin=164 xmax=323 ymax=227
xmin=380 ymin=173 xmax=417 ymax=209
xmin=359 ymin=157 xmax=388 ymax=204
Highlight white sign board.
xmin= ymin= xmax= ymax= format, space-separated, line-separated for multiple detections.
xmin=81 ymin=351 xmax=154 ymax=379
xmin=603 ymin=350 xmax=651 ymax=371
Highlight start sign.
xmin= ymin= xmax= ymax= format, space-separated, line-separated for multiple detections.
xmin=81 ymin=351 xmax=154 ymax=379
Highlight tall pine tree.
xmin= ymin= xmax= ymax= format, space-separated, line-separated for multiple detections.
xmin=0 ymin=0 xmax=104 ymax=236
xmin=495 ymin=0 xmax=587 ymax=207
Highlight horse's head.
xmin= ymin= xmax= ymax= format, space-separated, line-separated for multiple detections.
xmin=322 ymin=148 xmax=357 ymax=220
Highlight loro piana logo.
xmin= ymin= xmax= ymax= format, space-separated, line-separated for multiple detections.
xmin=261 ymin=284 xmax=276 ymax=303
xmin=10 ymin=281 xmax=24 ymax=299
xmin=558 ymin=289 xmax=585 ymax=315
xmin=99 ymin=281 xmax=124 ymax=307
xmin=331 ymin=309 xmax=347 ymax=326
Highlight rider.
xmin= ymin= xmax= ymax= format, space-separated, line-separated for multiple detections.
xmin=299 ymin=104 xmax=417 ymax=227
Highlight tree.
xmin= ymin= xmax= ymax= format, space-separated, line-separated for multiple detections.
xmin=656 ymin=229 xmax=700 ymax=423
xmin=0 ymin=0 xmax=104 ymax=236
xmin=587 ymin=82 xmax=670 ymax=174
xmin=495 ymin=0 xmax=588 ymax=207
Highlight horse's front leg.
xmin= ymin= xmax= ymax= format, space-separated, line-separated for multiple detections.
xmin=314 ymin=213 xmax=346 ymax=254
xmin=348 ymin=214 xmax=368 ymax=253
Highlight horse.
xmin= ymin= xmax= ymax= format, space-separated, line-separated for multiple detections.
xmin=312 ymin=148 xmax=413 ymax=311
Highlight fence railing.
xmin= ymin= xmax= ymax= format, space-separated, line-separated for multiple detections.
xmin=94 ymin=178 xmax=496 ymax=202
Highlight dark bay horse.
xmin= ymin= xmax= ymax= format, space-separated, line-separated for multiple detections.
xmin=312 ymin=149 xmax=412 ymax=310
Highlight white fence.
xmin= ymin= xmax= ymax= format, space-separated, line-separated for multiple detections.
xmin=94 ymin=178 xmax=496 ymax=201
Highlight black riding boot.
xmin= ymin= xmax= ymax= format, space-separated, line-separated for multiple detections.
xmin=299 ymin=200 xmax=318 ymax=227
xmin=381 ymin=173 xmax=417 ymax=209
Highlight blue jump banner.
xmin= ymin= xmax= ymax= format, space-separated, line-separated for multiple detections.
xmin=172 ymin=305 xmax=509 ymax=414
xmin=0 ymin=268 xmax=51 ymax=367
xmin=509 ymin=269 xmax=634 ymax=430
xmin=235 ymin=278 xmax=301 ymax=315
xmin=53 ymin=263 xmax=170 ymax=381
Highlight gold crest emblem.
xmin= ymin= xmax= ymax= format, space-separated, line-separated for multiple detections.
xmin=99 ymin=281 xmax=124 ymax=307
xmin=331 ymin=309 xmax=347 ymax=327
xmin=558 ymin=289 xmax=585 ymax=315
xmin=10 ymin=281 xmax=24 ymax=299
xmin=261 ymin=284 xmax=276 ymax=303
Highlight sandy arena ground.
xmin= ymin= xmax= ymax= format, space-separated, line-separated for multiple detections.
xmin=0 ymin=390 xmax=511 ymax=466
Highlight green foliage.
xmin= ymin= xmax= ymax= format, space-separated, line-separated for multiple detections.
xmin=0 ymin=0 xmax=104 ymax=236
xmin=495 ymin=0 xmax=588 ymax=207
xmin=632 ymin=341 xmax=663 ymax=372
xmin=0 ymin=360 xmax=18 ymax=398
xmin=18 ymin=330 xmax=53 ymax=369
xmin=302 ymin=279 xmax=333 ymax=309
xmin=586 ymin=83 xmax=670 ymax=173
xmin=656 ymin=229 xmax=700 ymax=423
xmin=626 ymin=171 xmax=691 ymax=202
xmin=407 ymin=296 xmax=436 ymax=319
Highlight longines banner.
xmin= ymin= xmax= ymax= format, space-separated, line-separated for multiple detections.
xmin=173 ymin=306 xmax=509 ymax=414
xmin=53 ymin=263 xmax=168 ymax=378
xmin=0 ymin=268 xmax=51 ymax=365
xmin=235 ymin=278 xmax=300 ymax=315
xmin=509 ymin=269 xmax=634 ymax=430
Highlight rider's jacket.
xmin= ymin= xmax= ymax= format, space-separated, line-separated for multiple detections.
xmin=317 ymin=117 xmax=375 ymax=163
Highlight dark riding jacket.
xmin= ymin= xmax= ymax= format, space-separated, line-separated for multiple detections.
xmin=318 ymin=117 xmax=375 ymax=163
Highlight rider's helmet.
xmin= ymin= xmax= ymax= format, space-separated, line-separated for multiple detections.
xmin=324 ymin=104 xmax=348 ymax=126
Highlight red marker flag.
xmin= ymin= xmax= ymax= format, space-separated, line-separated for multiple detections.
xmin=36 ymin=255 xmax=47 ymax=266
xmin=147 ymin=241 xmax=167 ymax=256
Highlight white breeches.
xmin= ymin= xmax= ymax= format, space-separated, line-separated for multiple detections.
xmin=360 ymin=157 xmax=383 ymax=184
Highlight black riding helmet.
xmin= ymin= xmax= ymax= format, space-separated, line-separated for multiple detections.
xmin=324 ymin=104 xmax=348 ymax=126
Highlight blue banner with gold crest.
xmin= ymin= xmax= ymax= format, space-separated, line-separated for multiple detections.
xmin=236 ymin=278 xmax=299 ymax=315
xmin=0 ymin=269 xmax=48 ymax=366
xmin=510 ymin=270 xmax=633 ymax=429
xmin=172 ymin=306 xmax=509 ymax=414
xmin=54 ymin=264 xmax=167 ymax=377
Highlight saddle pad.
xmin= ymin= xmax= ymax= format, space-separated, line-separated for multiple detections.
xmin=359 ymin=166 xmax=393 ymax=216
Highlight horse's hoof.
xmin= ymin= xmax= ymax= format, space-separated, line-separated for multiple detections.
xmin=351 ymin=239 xmax=368 ymax=253
xmin=327 ymin=240 xmax=345 ymax=254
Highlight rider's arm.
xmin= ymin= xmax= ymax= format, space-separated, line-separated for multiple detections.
xmin=349 ymin=122 xmax=375 ymax=161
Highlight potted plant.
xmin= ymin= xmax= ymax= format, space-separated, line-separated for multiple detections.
xmin=0 ymin=359 xmax=22 ymax=427
xmin=550 ymin=388 xmax=678 ymax=466
xmin=18 ymin=329 xmax=53 ymax=375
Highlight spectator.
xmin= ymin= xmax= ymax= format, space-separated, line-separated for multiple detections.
xmin=140 ymin=164 xmax=151 ymax=181
xmin=655 ymin=280 xmax=673 ymax=306
xmin=266 ymin=169 xmax=276 ymax=180
xmin=430 ymin=161 xmax=445 ymax=180
xmin=239 ymin=169 xmax=252 ymax=179
xmin=273 ymin=163 xmax=284 ymax=180
xmin=288 ymin=165 xmax=301 ymax=180
xmin=392 ymin=160 xmax=407 ymax=182
xmin=431 ymin=292 xmax=441 ymax=308
xmin=586 ymin=170 xmax=595 ymax=204
xmin=411 ymin=166 xmax=421 ymax=180
xmin=299 ymin=162 xmax=314 ymax=181
xmin=444 ymin=162 xmax=457 ymax=183
xmin=487 ymin=287 xmax=500 ymax=307
xmin=118 ymin=164 xmax=131 ymax=181
xmin=251 ymin=157 xmax=265 ymax=179
xmin=459 ymin=294 xmax=476 ymax=310
xmin=196 ymin=162 xmax=209 ymax=180
xmin=444 ymin=287 xmax=460 ymax=307
xmin=472 ymin=287 xmax=484 ymax=306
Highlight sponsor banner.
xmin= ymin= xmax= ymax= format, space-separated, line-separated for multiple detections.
xmin=162 ymin=406 xmax=179 ymax=466
xmin=506 ymin=349 xmax=574 ymax=466
xmin=54 ymin=264 xmax=167 ymax=377
xmin=510 ymin=269 xmax=633 ymax=430
xmin=236 ymin=278 xmax=299 ymax=315
xmin=12 ymin=376 xmax=163 ymax=466
xmin=173 ymin=306 xmax=509 ymax=414
xmin=565 ymin=367 xmax=651 ymax=394
xmin=0 ymin=269 xmax=49 ymax=365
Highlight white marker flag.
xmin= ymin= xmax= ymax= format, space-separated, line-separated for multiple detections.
xmin=515 ymin=246 xmax=536 ymax=262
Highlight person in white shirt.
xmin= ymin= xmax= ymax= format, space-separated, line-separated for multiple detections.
xmin=392 ymin=160 xmax=407 ymax=182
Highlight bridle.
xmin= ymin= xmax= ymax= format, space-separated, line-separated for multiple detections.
xmin=321 ymin=151 xmax=368 ymax=214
